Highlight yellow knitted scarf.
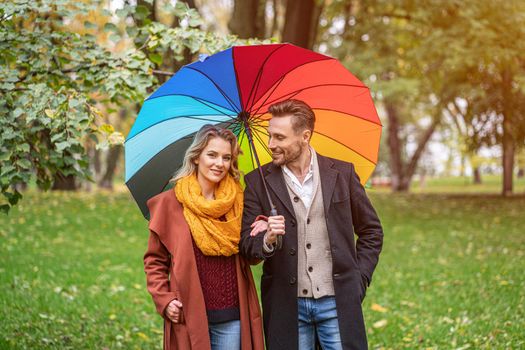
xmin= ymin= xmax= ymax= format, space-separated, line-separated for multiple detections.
xmin=174 ymin=173 xmax=243 ymax=256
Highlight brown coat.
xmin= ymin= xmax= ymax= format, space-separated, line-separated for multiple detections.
xmin=144 ymin=190 xmax=264 ymax=350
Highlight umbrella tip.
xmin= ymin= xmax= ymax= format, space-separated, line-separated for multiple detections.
xmin=198 ymin=53 xmax=210 ymax=62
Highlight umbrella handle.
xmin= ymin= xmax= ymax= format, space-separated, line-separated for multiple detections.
xmin=270 ymin=208 xmax=283 ymax=250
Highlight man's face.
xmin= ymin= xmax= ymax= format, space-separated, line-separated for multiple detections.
xmin=267 ymin=115 xmax=309 ymax=166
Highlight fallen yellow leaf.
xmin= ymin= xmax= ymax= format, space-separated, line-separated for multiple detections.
xmin=373 ymin=319 xmax=388 ymax=328
xmin=137 ymin=332 xmax=149 ymax=340
xmin=371 ymin=303 xmax=388 ymax=313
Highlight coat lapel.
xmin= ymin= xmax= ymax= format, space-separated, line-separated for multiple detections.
xmin=317 ymin=154 xmax=338 ymax=218
xmin=264 ymin=163 xmax=296 ymax=219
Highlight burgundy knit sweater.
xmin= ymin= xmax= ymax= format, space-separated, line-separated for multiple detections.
xmin=192 ymin=239 xmax=240 ymax=323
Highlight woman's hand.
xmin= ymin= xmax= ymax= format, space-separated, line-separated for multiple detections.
xmin=165 ymin=299 xmax=184 ymax=323
xmin=250 ymin=219 xmax=269 ymax=236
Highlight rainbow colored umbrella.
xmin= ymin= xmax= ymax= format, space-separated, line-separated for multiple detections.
xmin=125 ymin=43 xmax=382 ymax=220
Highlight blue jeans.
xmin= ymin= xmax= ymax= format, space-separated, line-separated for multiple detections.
xmin=208 ymin=319 xmax=241 ymax=350
xmin=298 ymin=296 xmax=343 ymax=350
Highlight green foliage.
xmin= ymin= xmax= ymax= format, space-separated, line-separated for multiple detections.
xmin=1 ymin=191 xmax=524 ymax=348
xmin=0 ymin=1 xmax=154 ymax=213
xmin=0 ymin=0 xmax=269 ymax=213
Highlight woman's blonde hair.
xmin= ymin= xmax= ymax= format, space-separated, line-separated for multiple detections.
xmin=170 ymin=125 xmax=241 ymax=183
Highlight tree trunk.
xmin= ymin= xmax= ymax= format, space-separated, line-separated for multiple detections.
xmin=256 ymin=0 xmax=267 ymax=38
xmin=473 ymin=166 xmax=482 ymax=184
xmin=282 ymin=0 xmax=316 ymax=49
xmin=308 ymin=1 xmax=324 ymax=49
xmin=502 ymin=115 xmax=514 ymax=196
xmin=229 ymin=0 xmax=263 ymax=38
xmin=385 ymin=100 xmax=441 ymax=192
xmin=52 ymin=172 xmax=77 ymax=191
xmin=518 ymin=168 xmax=524 ymax=178
xmin=270 ymin=0 xmax=280 ymax=37
xmin=98 ymin=146 xmax=122 ymax=190
xmin=385 ymin=101 xmax=405 ymax=191
xmin=135 ymin=0 xmax=156 ymax=27
xmin=501 ymin=68 xmax=514 ymax=196
xmin=403 ymin=116 xmax=440 ymax=185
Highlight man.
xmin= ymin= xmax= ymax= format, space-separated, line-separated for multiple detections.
xmin=240 ymin=99 xmax=384 ymax=350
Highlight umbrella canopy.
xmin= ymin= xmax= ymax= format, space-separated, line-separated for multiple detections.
xmin=125 ymin=43 xmax=382 ymax=219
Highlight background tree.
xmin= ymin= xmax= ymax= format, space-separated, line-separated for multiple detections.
xmin=0 ymin=0 xmax=260 ymax=213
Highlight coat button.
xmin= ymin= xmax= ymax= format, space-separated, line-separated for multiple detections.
xmin=333 ymin=273 xmax=340 ymax=278
xmin=308 ymin=266 xmax=313 ymax=272
xmin=307 ymin=218 xmax=310 ymax=224
xmin=302 ymin=289 xmax=308 ymax=295
xmin=289 ymin=276 xmax=296 ymax=285
xmin=306 ymin=243 xmax=311 ymax=249
xmin=291 ymin=219 xmax=296 ymax=227
xmin=293 ymin=196 xmax=299 ymax=202
xmin=289 ymin=248 xmax=296 ymax=256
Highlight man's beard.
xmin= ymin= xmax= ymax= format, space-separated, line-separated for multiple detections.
xmin=271 ymin=141 xmax=303 ymax=166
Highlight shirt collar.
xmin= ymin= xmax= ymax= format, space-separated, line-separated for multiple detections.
xmin=282 ymin=147 xmax=315 ymax=185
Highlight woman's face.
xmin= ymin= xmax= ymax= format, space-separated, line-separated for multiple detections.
xmin=195 ymin=137 xmax=233 ymax=186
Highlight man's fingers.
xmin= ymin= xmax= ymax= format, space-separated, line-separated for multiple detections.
xmin=172 ymin=299 xmax=183 ymax=308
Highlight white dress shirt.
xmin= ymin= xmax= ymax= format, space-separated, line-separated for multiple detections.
xmin=282 ymin=148 xmax=315 ymax=210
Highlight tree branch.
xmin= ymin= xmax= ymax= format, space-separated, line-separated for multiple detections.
xmin=152 ymin=69 xmax=175 ymax=76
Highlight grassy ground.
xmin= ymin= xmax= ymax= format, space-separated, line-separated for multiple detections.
xmin=385 ymin=174 xmax=525 ymax=194
xmin=1 ymin=185 xmax=524 ymax=349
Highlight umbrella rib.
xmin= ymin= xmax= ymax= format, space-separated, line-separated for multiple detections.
xmin=251 ymin=101 xmax=382 ymax=129
xmin=185 ymin=67 xmax=241 ymax=113
xmin=125 ymin=114 xmax=236 ymax=143
xmin=247 ymin=57 xmax=335 ymax=114
xmin=252 ymin=105 xmax=382 ymax=128
xmin=249 ymin=124 xmax=272 ymax=156
xmin=242 ymin=129 xmax=256 ymax=171
xmin=249 ymin=116 xmax=378 ymax=164
xmin=250 ymin=83 xmax=370 ymax=119
xmin=191 ymin=97 xmax=238 ymax=119
xmin=312 ymin=130 xmax=377 ymax=164
xmin=230 ymin=120 xmax=246 ymax=136
xmin=237 ymin=125 xmax=246 ymax=146
xmin=242 ymin=44 xmax=286 ymax=112
xmin=246 ymin=119 xmax=270 ymax=138
xmin=249 ymin=75 xmax=287 ymax=118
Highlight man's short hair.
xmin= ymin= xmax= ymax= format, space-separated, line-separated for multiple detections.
xmin=268 ymin=99 xmax=315 ymax=135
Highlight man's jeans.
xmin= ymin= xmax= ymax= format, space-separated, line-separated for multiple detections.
xmin=298 ymin=296 xmax=343 ymax=350
xmin=208 ymin=319 xmax=241 ymax=350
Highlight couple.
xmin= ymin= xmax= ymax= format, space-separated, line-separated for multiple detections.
xmin=143 ymin=99 xmax=384 ymax=350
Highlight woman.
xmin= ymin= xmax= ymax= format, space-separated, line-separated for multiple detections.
xmin=144 ymin=125 xmax=265 ymax=350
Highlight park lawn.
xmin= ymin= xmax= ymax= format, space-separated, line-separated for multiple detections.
xmin=394 ymin=174 xmax=525 ymax=194
xmin=1 ymin=190 xmax=524 ymax=349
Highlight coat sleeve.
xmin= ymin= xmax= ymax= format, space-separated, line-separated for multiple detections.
xmin=143 ymin=229 xmax=177 ymax=319
xmin=239 ymin=174 xmax=268 ymax=262
xmin=349 ymin=164 xmax=384 ymax=287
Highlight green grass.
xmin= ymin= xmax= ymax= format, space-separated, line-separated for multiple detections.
xmin=380 ymin=174 xmax=525 ymax=194
xmin=1 ymin=189 xmax=524 ymax=349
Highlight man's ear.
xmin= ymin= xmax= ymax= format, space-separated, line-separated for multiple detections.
xmin=303 ymin=129 xmax=312 ymax=143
